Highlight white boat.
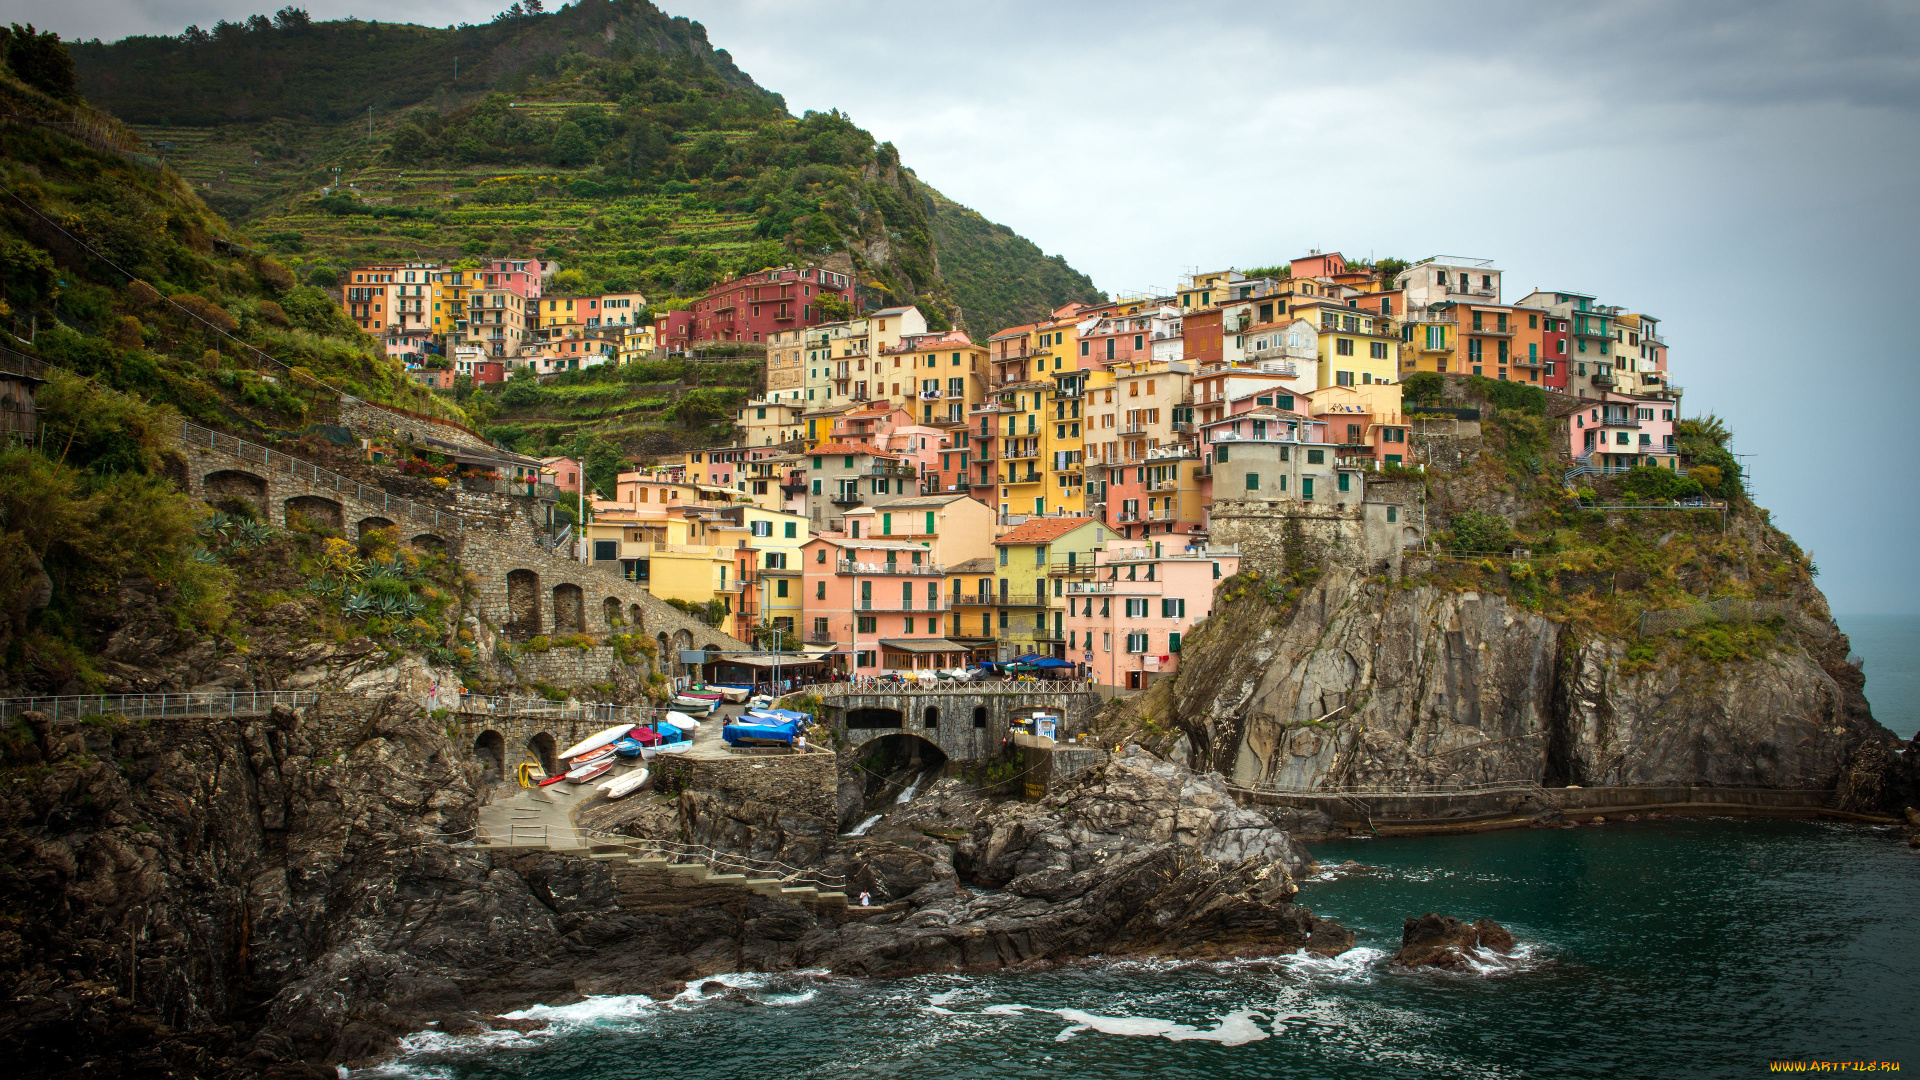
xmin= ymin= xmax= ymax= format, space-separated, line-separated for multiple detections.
xmin=671 ymin=694 xmax=718 ymax=713
xmin=557 ymin=723 xmax=638 ymax=762
xmin=664 ymin=710 xmax=702 ymax=731
xmin=565 ymin=759 xmax=613 ymax=783
xmin=708 ymin=684 xmax=753 ymax=703
xmin=600 ymin=766 xmax=651 ymax=798
xmin=640 ymin=741 xmax=693 ymax=760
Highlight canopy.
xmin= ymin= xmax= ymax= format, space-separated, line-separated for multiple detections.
xmin=1013 ymin=653 xmax=1044 ymax=663
xmin=1030 ymin=656 xmax=1076 ymax=670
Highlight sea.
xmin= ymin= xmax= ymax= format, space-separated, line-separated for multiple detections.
xmin=364 ymin=818 xmax=1920 ymax=1080
xmin=1840 ymin=613 xmax=1920 ymax=740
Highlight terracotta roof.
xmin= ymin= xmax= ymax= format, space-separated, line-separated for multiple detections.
xmin=809 ymin=442 xmax=902 ymax=459
xmin=995 ymin=517 xmax=1100 ymax=545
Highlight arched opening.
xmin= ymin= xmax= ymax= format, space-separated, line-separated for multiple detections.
xmin=672 ymin=629 xmax=693 ymax=674
xmin=203 ymin=469 xmax=267 ymax=518
xmin=656 ymin=632 xmax=671 ymax=664
xmin=506 ymin=569 xmax=542 ymax=641
xmin=628 ymin=604 xmax=643 ymax=631
xmin=552 ymin=583 xmax=585 ymax=635
xmin=850 ymin=732 xmax=948 ymax=817
xmin=285 ymin=495 xmax=344 ymax=531
xmin=473 ymin=730 xmax=506 ymax=782
xmin=603 ymin=596 xmax=623 ymax=628
xmin=972 ymin=706 xmax=988 ymax=729
xmin=527 ymin=732 xmax=559 ymax=777
xmin=847 ymin=707 xmax=904 ymax=730
xmin=923 ymin=706 xmax=940 ymax=729
xmin=357 ymin=516 xmax=396 ymax=541
xmin=411 ymin=533 xmax=447 ymax=551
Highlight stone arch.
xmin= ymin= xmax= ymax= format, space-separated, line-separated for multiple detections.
xmin=656 ymin=632 xmax=671 ymax=662
xmin=506 ymin=569 xmax=542 ymax=641
xmin=603 ymin=596 xmax=623 ymax=629
xmin=411 ymin=533 xmax=447 ymax=551
xmin=285 ymin=495 xmax=344 ymax=531
xmin=923 ymin=706 xmax=940 ymax=729
xmin=203 ymin=469 xmax=267 ymax=517
xmin=848 ymin=729 xmax=947 ymax=765
xmin=527 ymin=731 xmax=559 ymax=776
xmin=473 ymin=730 xmax=506 ymax=782
xmin=972 ymin=706 xmax=988 ymax=729
xmin=846 ymin=706 xmax=904 ymax=730
xmin=357 ymin=516 xmax=396 ymax=540
xmin=628 ymin=604 xmax=644 ymax=631
xmin=552 ymin=583 xmax=585 ymax=635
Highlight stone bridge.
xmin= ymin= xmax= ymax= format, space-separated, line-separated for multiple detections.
xmin=173 ymin=420 xmax=743 ymax=669
xmin=452 ymin=696 xmax=667 ymax=780
xmin=810 ymin=686 xmax=1104 ymax=764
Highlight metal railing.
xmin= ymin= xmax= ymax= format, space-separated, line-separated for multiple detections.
xmin=0 ymin=690 xmax=319 ymax=724
xmin=180 ymin=420 xmax=461 ymax=532
xmin=453 ymin=694 xmax=664 ymax=725
xmin=617 ymin=835 xmax=847 ymax=891
xmin=838 ymin=560 xmax=945 ymax=575
xmin=812 ymin=681 xmax=1096 ymax=697
xmin=1241 ymin=778 xmax=1548 ymax=797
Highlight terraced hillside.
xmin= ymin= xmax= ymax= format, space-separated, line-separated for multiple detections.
xmin=74 ymin=0 xmax=1104 ymax=335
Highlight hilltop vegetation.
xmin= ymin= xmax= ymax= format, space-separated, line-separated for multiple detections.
xmin=70 ymin=0 xmax=1103 ymax=334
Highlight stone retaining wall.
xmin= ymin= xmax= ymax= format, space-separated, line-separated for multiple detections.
xmin=1208 ymin=495 xmax=1417 ymax=578
xmin=652 ymin=751 xmax=838 ymax=820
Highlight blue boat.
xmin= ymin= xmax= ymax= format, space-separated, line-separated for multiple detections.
xmin=722 ymin=716 xmax=803 ymax=747
xmin=612 ymin=736 xmax=648 ymax=757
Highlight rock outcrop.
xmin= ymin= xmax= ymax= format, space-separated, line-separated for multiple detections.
xmin=1393 ymin=913 xmax=1517 ymax=970
xmin=1131 ymin=568 xmax=1905 ymax=802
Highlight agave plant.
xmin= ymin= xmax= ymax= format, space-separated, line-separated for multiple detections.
xmin=366 ymin=558 xmax=406 ymax=581
xmin=232 ymin=519 xmax=276 ymax=550
xmin=342 ymin=591 xmax=373 ymax=617
xmin=189 ymin=547 xmax=221 ymax=565
xmin=197 ymin=512 xmax=236 ymax=544
xmin=372 ymin=593 xmax=404 ymax=616
xmin=398 ymin=593 xmax=426 ymax=618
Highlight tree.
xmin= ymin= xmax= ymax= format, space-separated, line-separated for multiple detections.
xmin=525 ymin=0 xmax=547 ymax=12
xmin=1402 ymin=371 xmax=1443 ymax=407
xmin=246 ymin=14 xmax=272 ymax=33
xmin=548 ymin=121 xmax=591 ymax=167
xmin=2 ymin=24 xmax=76 ymax=99
xmin=1449 ymin=510 xmax=1512 ymax=556
xmin=273 ymin=6 xmax=312 ymax=31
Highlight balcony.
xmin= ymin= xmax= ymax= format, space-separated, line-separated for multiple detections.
xmin=838 ymin=560 xmax=945 ymax=576
xmin=919 ymin=389 xmax=944 ymax=400
xmin=1597 ymin=415 xmax=1641 ymax=428
xmin=1002 ymin=472 xmax=1043 ymax=485
xmin=866 ymin=463 xmax=919 ymax=478
xmin=830 ymin=493 xmax=864 ymax=507
xmin=856 ymin=598 xmax=951 ymax=613
xmin=1115 ymin=511 xmax=1140 ymax=522
xmin=1119 ymin=424 xmax=1149 ymax=436
xmin=1147 ymin=477 xmax=1181 ymax=492
xmin=1004 ymin=447 xmax=1040 ymax=460
xmin=805 ymin=630 xmax=837 ymax=645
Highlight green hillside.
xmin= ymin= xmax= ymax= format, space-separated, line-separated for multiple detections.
xmin=70 ymin=0 xmax=1104 ymax=335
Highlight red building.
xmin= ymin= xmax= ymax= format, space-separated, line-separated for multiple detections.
xmin=655 ymin=309 xmax=695 ymax=354
xmin=1181 ymin=308 xmax=1225 ymax=365
xmin=1541 ymin=316 xmax=1570 ymax=391
xmin=689 ymin=266 xmax=856 ymax=343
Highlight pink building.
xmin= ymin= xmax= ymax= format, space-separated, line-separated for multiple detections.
xmin=801 ymin=536 xmax=973 ymax=674
xmin=1063 ymin=539 xmax=1240 ymax=691
xmin=1568 ymin=392 xmax=1680 ymax=471
xmin=541 ymin=456 xmax=584 ymax=493
xmin=480 ymin=258 xmax=547 ymax=301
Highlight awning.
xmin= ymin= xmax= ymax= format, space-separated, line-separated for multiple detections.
xmin=1031 ymin=656 xmax=1076 ymax=669
xmin=714 ymin=653 xmax=828 ymax=668
xmin=877 ymin=638 xmax=974 ymax=653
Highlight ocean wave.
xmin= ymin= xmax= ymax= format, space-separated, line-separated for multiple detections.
xmin=977 ymin=1004 xmax=1271 ymax=1046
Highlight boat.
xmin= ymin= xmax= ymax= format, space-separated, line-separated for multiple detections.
xmin=747 ymin=694 xmax=776 ymax=709
xmin=557 ymin=723 xmax=640 ymax=762
xmin=535 ymin=772 xmax=568 ymax=788
xmin=664 ymin=710 xmax=703 ymax=730
xmin=566 ymin=759 xmax=614 ymax=784
xmin=599 ymin=766 xmax=651 ymax=799
xmin=611 ymin=736 xmax=648 ymax=757
xmin=705 ymin=684 xmax=754 ymax=703
xmin=745 ymin=707 xmax=808 ymax=723
xmin=572 ymin=745 xmax=618 ymax=767
xmin=722 ymin=715 xmax=802 ymax=747
xmin=670 ymin=693 xmax=718 ymax=713
xmin=649 ymin=741 xmax=693 ymax=755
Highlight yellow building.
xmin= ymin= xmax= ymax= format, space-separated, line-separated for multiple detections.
xmin=617 ymin=323 xmax=657 ymax=363
xmin=1300 ymin=300 xmax=1400 ymax=387
xmin=992 ymin=516 xmax=1116 ymax=660
xmin=767 ymin=327 xmax=807 ymax=405
xmin=886 ymin=330 xmax=989 ymax=427
xmin=431 ymin=268 xmax=475 ymax=344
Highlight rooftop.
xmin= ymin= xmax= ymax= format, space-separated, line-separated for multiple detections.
xmin=995 ymin=516 xmax=1102 ymax=546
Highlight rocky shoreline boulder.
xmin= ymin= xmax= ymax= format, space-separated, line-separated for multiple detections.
xmin=1393 ymin=913 xmax=1517 ymax=970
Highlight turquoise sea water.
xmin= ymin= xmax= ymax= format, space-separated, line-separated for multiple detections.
xmin=1840 ymin=613 xmax=1920 ymax=740
xmin=374 ymin=819 xmax=1919 ymax=1080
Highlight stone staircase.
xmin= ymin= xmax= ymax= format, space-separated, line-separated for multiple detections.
xmin=584 ymin=842 xmax=850 ymax=910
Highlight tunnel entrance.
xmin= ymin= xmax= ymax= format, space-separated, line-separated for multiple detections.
xmin=846 ymin=707 xmax=905 ymax=730
xmin=473 ymin=730 xmax=506 ymax=783
xmin=851 ymin=732 xmax=949 ymax=821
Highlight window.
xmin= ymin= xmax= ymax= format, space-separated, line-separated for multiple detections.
xmin=882 ymin=513 xmax=892 ymax=535
xmin=1370 ymin=341 xmax=1388 ymax=359
xmin=784 ymin=522 xmax=797 ymax=538
xmin=1336 ymin=338 xmax=1354 ymax=356
xmin=1337 ymin=370 xmax=1355 ymax=387
xmin=751 ymin=520 xmax=772 ymax=537
xmin=1160 ymin=598 xmax=1186 ymax=618
xmin=1302 ymin=477 xmax=1314 ymax=498
xmin=1307 ymin=449 xmax=1325 ymax=464
xmin=1126 ymin=598 xmax=1148 ymax=617
xmin=816 ymin=547 xmax=826 ymax=563
xmin=1387 ymin=505 xmax=1398 ymax=522
xmin=999 ymin=548 xmax=1009 ymax=566
xmin=1169 ymin=632 xmax=1182 ymax=653
xmin=776 ymin=579 xmax=789 ymax=598
xmin=1245 ymin=472 xmax=1260 ymax=490
xmin=815 ymin=581 xmax=825 ymax=600
xmin=1126 ymin=632 xmax=1149 ymax=653
xmin=1215 ymin=444 xmax=1228 ymax=463
xmin=858 ymin=616 xmax=876 ymax=633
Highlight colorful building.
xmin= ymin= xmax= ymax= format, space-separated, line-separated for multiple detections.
xmin=1064 ymin=539 xmax=1240 ymax=690
xmin=801 ymin=535 xmax=974 ymax=674
xmin=994 ymin=516 xmax=1116 ymax=660
xmin=689 ymin=265 xmax=856 ymax=343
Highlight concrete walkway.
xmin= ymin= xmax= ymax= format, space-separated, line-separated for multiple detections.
xmin=475 ymin=754 xmax=652 ymax=849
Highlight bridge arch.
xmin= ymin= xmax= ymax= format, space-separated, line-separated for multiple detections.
xmin=285 ymin=495 xmax=344 ymax=531
xmin=473 ymin=729 xmax=506 ymax=781
xmin=973 ymin=706 xmax=988 ymax=728
xmin=357 ymin=516 xmax=395 ymax=540
xmin=552 ymin=583 xmax=585 ymax=635
xmin=411 ymin=533 xmax=447 ymax=551
xmin=506 ymin=569 xmax=542 ymax=640
xmin=848 ymin=730 xmax=950 ymax=771
xmin=527 ymin=731 xmax=559 ymax=776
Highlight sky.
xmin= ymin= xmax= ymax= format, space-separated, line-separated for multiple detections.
xmin=9 ymin=0 xmax=1920 ymax=615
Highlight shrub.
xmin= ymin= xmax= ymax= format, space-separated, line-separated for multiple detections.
xmin=256 ymin=299 xmax=290 ymax=327
xmin=1467 ymin=374 xmax=1546 ymax=416
xmin=1402 ymin=371 xmax=1443 ymax=407
xmin=169 ymin=292 xmax=238 ymax=333
xmin=1449 ymin=509 xmax=1512 ymax=555
xmin=1620 ymin=465 xmax=1703 ymax=502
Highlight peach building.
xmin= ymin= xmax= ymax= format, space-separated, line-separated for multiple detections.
xmin=1063 ymin=539 xmax=1240 ymax=691
xmin=801 ymin=535 xmax=977 ymax=673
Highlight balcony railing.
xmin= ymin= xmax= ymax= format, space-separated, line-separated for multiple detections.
xmin=805 ymin=631 xmax=837 ymax=644
xmin=857 ymin=598 xmax=951 ymax=613
xmin=866 ymin=463 xmax=919 ymax=478
xmin=830 ymin=493 xmax=864 ymax=506
xmin=838 ymin=560 xmax=945 ymax=576
xmin=1597 ymin=415 xmax=1641 ymax=428
xmin=1004 ymin=447 xmax=1039 ymax=459
xmin=1147 ymin=478 xmax=1181 ymax=492
xmin=1119 ymin=424 xmax=1149 ymax=436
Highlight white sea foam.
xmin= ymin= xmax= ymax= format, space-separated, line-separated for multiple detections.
xmin=1049 ymin=1008 xmax=1270 ymax=1046
xmin=980 ymin=1003 xmax=1031 ymax=1015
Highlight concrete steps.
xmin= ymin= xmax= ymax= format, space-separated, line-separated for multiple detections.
xmin=614 ymin=853 xmax=845 ymax=906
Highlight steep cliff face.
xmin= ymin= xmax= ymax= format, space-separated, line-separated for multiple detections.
xmin=1129 ymin=569 xmax=1898 ymax=799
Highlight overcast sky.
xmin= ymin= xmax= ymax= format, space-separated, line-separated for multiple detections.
xmin=10 ymin=0 xmax=1920 ymax=615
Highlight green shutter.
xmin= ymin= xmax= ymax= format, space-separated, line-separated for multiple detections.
xmin=1170 ymin=632 xmax=1182 ymax=653
xmin=784 ymin=522 xmax=796 ymax=538
xmin=925 ymin=511 xmax=936 ymax=534
xmin=1245 ymin=472 xmax=1259 ymax=490
xmin=882 ymin=513 xmax=892 ymax=535
xmin=1303 ymin=477 xmax=1314 ymax=497
xmin=1338 ymin=473 xmax=1350 ymax=492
